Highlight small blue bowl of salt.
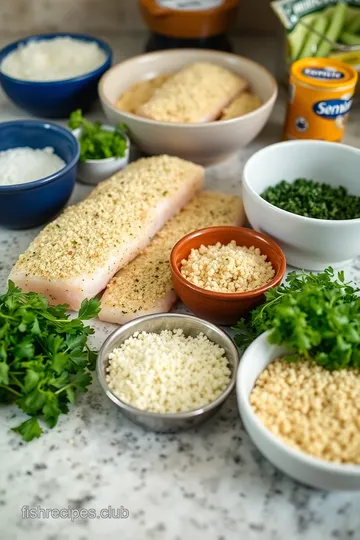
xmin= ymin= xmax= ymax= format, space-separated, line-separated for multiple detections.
xmin=0 ymin=120 xmax=79 ymax=229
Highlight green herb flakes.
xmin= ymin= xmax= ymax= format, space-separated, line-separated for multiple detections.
xmin=69 ymin=109 xmax=128 ymax=162
xmin=0 ymin=282 xmax=100 ymax=441
xmin=261 ymin=178 xmax=360 ymax=220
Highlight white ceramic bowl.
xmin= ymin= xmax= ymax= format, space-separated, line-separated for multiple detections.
xmin=237 ymin=331 xmax=360 ymax=491
xmin=72 ymin=125 xmax=130 ymax=185
xmin=242 ymin=140 xmax=360 ymax=270
xmin=98 ymin=49 xmax=277 ymax=166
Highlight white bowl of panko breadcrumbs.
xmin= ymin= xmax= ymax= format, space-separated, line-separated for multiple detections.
xmin=237 ymin=331 xmax=360 ymax=491
xmin=98 ymin=49 xmax=277 ymax=166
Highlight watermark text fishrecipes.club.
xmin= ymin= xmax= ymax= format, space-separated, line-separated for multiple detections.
xmin=21 ymin=505 xmax=129 ymax=522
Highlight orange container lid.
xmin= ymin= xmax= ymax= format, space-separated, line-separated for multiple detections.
xmin=291 ymin=58 xmax=358 ymax=90
xmin=139 ymin=0 xmax=240 ymax=39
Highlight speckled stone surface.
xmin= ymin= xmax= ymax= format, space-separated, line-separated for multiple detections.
xmin=1 ymin=34 xmax=360 ymax=540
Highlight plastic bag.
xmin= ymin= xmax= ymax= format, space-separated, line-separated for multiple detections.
xmin=272 ymin=0 xmax=360 ymax=71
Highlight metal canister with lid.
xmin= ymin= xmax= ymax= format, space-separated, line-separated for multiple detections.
xmin=283 ymin=57 xmax=358 ymax=142
xmin=139 ymin=0 xmax=240 ymax=52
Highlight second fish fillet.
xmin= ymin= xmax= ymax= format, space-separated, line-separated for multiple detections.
xmin=9 ymin=155 xmax=204 ymax=310
xmin=99 ymin=192 xmax=245 ymax=324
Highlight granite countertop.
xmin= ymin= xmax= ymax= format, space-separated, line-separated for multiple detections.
xmin=1 ymin=33 xmax=360 ymax=540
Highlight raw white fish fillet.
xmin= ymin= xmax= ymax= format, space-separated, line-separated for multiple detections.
xmin=10 ymin=155 xmax=204 ymax=310
xmin=99 ymin=191 xmax=245 ymax=324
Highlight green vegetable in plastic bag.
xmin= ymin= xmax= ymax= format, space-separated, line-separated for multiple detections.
xmin=271 ymin=0 xmax=360 ymax=64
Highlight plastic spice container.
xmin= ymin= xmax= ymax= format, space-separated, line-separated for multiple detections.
xmin=283 ymin=57 xmax=358 ymax=142
xmin=139 ymin=0 xmax=239 ymax=52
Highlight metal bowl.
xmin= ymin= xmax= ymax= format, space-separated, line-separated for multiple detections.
xmin=97 ymin=313 xmax=239 ymax=432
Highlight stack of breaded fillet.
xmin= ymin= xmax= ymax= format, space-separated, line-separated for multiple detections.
xmin=10 ymin=65 xmax=247 ymax=324
xmin=117 ymin=62 xmax=262 ymax=122
xmin=10 ymin=155 xmax=245 ymax=324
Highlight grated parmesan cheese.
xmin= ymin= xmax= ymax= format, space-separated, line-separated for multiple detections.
xmin=106 ymin=329 xmax=232 ymax=414
xmin=1 ymin=37 xmax=107 ymax=82
xmin=0 ymin=147 xmax=66 ymax=186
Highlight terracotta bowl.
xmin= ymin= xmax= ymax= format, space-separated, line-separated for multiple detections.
xmin=170 ymin=226 xmax=287 ymax=326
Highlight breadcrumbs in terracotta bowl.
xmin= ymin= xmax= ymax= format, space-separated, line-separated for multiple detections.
xmin=170 ymin=226 xmax=286 ymax=325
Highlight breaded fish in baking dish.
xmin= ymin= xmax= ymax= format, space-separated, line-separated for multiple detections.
xmin=99 ymin=191 xmax=245 ymax=324
xmin=137 ymin=62 xmax=248 ymax=124
xmin=10 ymin=155 xmax=204 ymax=310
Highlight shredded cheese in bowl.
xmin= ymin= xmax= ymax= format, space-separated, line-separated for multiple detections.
xmin=1 ymin=37 xmax=107 ymax=82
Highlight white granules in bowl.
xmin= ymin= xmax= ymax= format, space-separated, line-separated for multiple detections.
xmin=0 ymin=147 xmax=66 ymax=186
xmin=106 ymin=329 xmax=231 ymax=414
xmin=180 ymin=240 xmax=275 ymax=293
xmin=1 ymin=37 xmax=107 ymax=81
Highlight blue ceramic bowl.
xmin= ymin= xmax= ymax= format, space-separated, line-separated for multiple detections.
xmin=0 ymin=120 xmax=79 ymax=229
xmin=0 ymin=33 xmax=112 ymax=118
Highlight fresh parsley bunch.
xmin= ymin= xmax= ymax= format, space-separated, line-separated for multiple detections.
xmin=0 ymin=282 xmax=100 ymax=441
xmin=69 ymin=109 xmax=128 ymax=162
xmin=233 ymin=267 xmax=360 ymax=370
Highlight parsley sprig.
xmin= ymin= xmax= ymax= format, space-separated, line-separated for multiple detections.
xmin=233 ymin=267 xmax=360 ymax=370
xmin=69 ymin=109 xmax=128 ymax=162
xmin=0 ymin=282 xmax=100 ymax=441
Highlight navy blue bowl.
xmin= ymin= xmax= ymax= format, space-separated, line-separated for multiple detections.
xmin=0 ymin=120 xmax=79 ymax=229
xmin=0 ymin=33 xmax=112 ymax=118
